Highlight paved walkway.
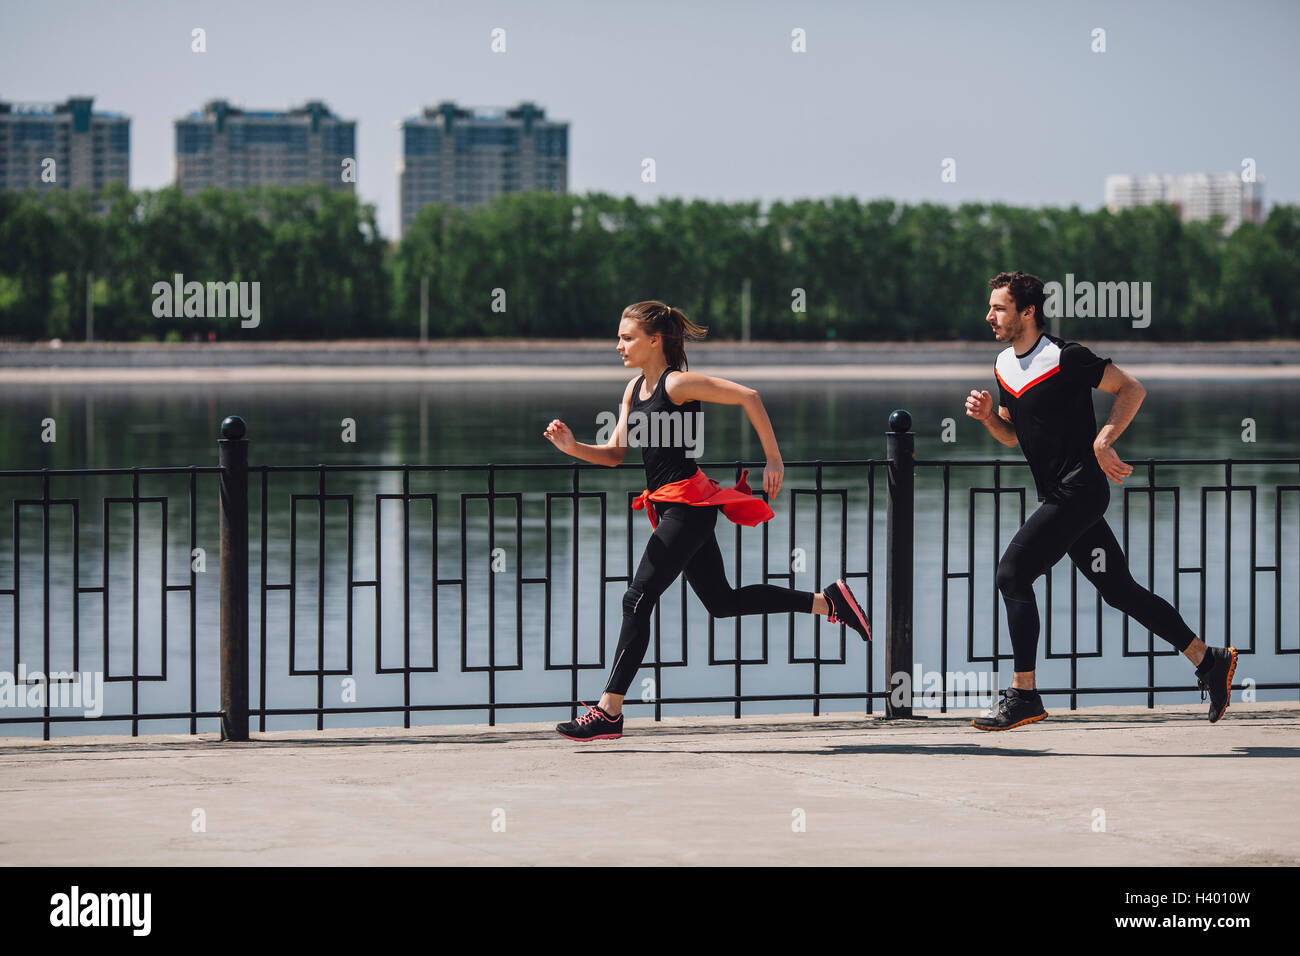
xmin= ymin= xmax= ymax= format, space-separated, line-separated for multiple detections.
xmin=2 ymin=703 xmax=1296 ymax=865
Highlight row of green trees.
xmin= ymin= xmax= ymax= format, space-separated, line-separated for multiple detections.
xmin=2 ymin=185 xmax=1297 ymax=341
xmin=0 ymin=185 xmax=388 ymax=341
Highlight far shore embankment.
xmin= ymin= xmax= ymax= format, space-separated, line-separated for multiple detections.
xmin=3 ymin=338 xmax=1300 ymax=384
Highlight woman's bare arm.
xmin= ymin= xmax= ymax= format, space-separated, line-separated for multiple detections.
xmin=543 ymin=378 xmax=636 ymax=467
xmin=666 ymin=371 xmax=785 ymax=496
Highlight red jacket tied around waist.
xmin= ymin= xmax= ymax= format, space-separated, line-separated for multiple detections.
xmin=630 ymin=467 xmax=775 ymax=530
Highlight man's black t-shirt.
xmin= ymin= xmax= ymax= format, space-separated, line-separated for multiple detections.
xmin=994 ymin=334 xmax=1113 ymax=501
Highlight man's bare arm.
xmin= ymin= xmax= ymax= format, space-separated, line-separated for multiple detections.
xmin=965 ymin=389 xmax=1018 ymax=446
xmin=1092 ymin=364 xmax=1144 ymax=483
xmin=1093 ymin=364 xmax=1145 ymax=448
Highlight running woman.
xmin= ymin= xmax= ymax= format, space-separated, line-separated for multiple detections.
xmin=964 ymin=271 xmax=1237 ymax=730
xmin=543 ymin=300 xmax=870 ymax=741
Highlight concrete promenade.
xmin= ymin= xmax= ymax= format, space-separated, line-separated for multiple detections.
xmin=2 ymin=703 xmax=1297 ymax=866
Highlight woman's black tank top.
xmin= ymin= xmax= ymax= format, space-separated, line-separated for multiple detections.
xmin=629 ymin=367 xmax=702 ymax=492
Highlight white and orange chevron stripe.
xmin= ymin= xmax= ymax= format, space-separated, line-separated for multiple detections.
xmin=995 ymin=337 xmax=1061 ymax=398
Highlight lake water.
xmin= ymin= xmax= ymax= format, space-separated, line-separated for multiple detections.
xmin=2 ymin=375 xmax=1298 ymax=735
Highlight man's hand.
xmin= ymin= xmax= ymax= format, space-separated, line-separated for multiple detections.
xmin=965 ymin=389 xmax=994 ymax=422
xmin=1094 ymin=439 xmax=1133 ymax=483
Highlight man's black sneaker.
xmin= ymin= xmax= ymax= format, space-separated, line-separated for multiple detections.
xmin=971 ymin=688 xmax=1047 ymax=731
xmin=823 ymin=578 xmax=871 ymax=641
xmin=1195 ymin=645 xmax=1238 ymax=723
xmin=556 ymin=701 xmax=624 ymax=741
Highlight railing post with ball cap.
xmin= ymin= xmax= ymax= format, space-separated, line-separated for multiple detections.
xmin=885 ymin=409 xmax=915 ymax=718
xmin=218 ymin=415 xmax=250 ymax=741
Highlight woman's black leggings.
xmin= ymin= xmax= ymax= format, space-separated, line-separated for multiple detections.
xmin=996 ymin=480 xmax=1197 ymax=672
xmin=604 ymin=503 xmax=815 ymax=696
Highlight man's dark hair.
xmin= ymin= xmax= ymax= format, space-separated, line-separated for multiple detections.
xmin=989 ymin=271 xmax=1047 ymax=329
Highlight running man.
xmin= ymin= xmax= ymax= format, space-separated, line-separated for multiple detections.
xmin=543 ymin=300 xmax=870 ymax=740
xmin=964 ymin=271 xmax=1237 ymax=730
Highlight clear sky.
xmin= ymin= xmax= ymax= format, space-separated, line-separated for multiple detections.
xmin=2 ymin=0 xmax=1296 ymax=238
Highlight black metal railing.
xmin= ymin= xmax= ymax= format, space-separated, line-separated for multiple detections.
xmin=245 ymin=443 xmax=882 ymax=736
xmin=0 ymin=464 xmax=224 ymax=737
xmin=920 ymin=455 xmax=1300 ymax=711
xmin=1 ymin=413 xmax=1296 ymax=739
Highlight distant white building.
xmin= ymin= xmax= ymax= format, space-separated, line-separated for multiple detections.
xmin=1105 ymin=172 xmax=1264 ymax=234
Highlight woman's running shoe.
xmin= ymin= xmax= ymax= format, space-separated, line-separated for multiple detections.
xmin=823 ymin=578 xmax=871 ymax=641
xmin=556 ymin=701 xmax=624 ymax=741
